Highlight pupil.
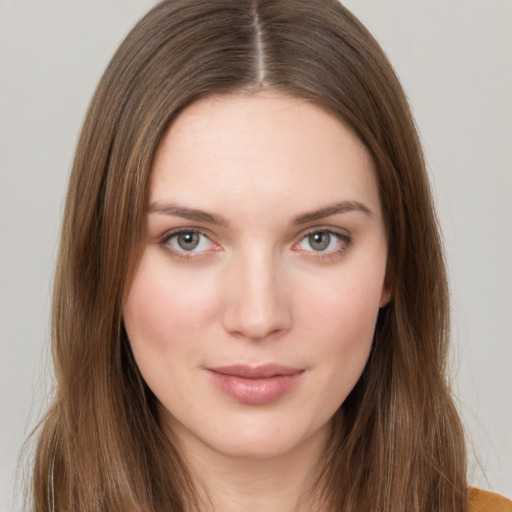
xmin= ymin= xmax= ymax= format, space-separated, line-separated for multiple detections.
xmin=178 ymin=232 xmax=199 ymax=250
xmin=309 ymin=232 xmax=330 ymax=251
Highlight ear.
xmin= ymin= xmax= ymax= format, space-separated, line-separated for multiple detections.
xmin=379 ymin=261 xmax=393 ymax=308
xmin=379 ymin=287 xmax=392 ymax=308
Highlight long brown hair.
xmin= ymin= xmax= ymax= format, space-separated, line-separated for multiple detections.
xmin=32 ymin=0 xmax=467 ymax=510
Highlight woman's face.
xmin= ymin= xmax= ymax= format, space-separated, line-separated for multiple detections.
xmin=123 ymin=91 xmax=389 ymax=460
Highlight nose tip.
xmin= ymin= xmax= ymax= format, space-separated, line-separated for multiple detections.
xmin=226 ymin=301 xmax=289 ymax=341
xmin=221 ymin=260 xmax=292 ymax=341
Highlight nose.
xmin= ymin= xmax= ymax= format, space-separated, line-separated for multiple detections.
xmin=221 ymin=249 xmax=292 ymax=341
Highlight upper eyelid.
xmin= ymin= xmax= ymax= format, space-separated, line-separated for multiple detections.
xmin=298 ymin=225 xmax=350 ymax=239
xmin=161 ymin=226 xmax=213 ymax=241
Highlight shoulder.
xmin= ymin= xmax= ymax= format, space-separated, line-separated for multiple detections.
xmin=469 ymin=488 xmax=512 ymax=512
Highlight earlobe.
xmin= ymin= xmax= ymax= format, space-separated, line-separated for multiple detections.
xmin=379 ymin=289 xmax=392 ymax=308
xmin=380 ymin=263 xmax=393 ymax=308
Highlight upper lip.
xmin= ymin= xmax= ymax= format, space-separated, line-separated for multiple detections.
xmin=207 ymin=364 xmax=303 ymax=379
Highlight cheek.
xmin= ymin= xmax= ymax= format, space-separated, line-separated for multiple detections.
xmin=293 ymin=262 xmax=385 ymax=397
xmin=309 ymin=291 xmax=378 ymax=371
xmin=122 ymin=251 xmax=224 ymax=407
xmin=123 ymin=254 xmax=224 ymax=395
xmin=123 ymin=250 xmax=220 ymax=363
xmin=299 ymin=264 xmax=384 ymax=337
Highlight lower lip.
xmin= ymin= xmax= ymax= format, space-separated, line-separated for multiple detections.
xmin=206 ymin=370 xmax=303 ymax=405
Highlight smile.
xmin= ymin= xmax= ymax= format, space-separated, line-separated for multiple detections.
xmin=206 ymin=364 xmax=305 ymax=405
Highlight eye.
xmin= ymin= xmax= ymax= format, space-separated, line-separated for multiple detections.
xmin=295 ymin=229 xmax=350 ymax=255
xmin=165 ymin=229 xmax=215 ymax=253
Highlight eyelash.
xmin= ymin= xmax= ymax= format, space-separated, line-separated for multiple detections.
xmin=160 ymin=228 xmax=219 ymax=261
xmin=159 ymin=227 xmax=352 ymax=261
xmin=292 ymin=228 xmax=351 ymax=260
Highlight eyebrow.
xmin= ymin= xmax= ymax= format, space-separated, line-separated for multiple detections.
xmin=292 ymin=201 xmax=373 ymax=225
xmin=148 ymin=202 xmax=229 ymax=226
xmin=148 ymin=200 xmax=373 ymax=227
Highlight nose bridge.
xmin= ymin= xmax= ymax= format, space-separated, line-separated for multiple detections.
xmin=222 ymin=244 xmax=291 ymax=340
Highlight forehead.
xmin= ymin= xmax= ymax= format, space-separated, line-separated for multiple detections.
xmin=149 ymin=91 xmax=380 ymax=220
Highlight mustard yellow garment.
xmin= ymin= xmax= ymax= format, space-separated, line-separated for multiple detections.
xmin=469 ymin=488 xmax=512 ymax=512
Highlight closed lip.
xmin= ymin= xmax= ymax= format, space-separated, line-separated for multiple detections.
xmin=205 ymin=364 xmax=305 ymax=404
xmin=207 ymin=364 xmax=304 ymax=379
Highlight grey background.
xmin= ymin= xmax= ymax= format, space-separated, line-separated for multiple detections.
xmin=1 ymin=0 xmax=510 ymax=510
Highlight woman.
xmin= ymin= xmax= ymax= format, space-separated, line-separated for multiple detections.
xmin=31 ymin=0 xmax=511 ymax=511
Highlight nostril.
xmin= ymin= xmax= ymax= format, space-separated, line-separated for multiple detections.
xmin=225 ymin=315 xmax=290 ymax=342
xmin=222 ymin=292 xmax=292 ymax=341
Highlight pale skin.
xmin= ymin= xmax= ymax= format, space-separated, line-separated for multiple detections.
xmin=123 ymin=91 xmax=390 ymax=511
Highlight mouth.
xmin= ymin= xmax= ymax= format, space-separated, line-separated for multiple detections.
xmin=205 ymin=364 xmax=305 ymax=405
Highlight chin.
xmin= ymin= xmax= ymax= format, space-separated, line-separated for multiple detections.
xmin=166 ymin=406 xmax=333 ymax=463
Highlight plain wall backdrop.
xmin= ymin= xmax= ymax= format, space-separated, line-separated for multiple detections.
xmin=1 ymin=0 xmax=511 ymax=510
